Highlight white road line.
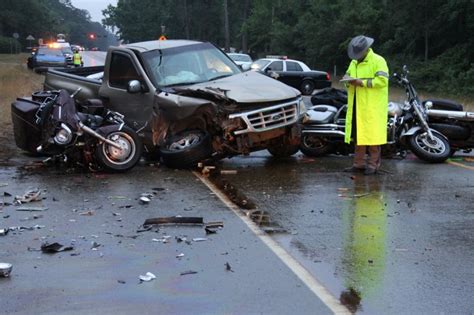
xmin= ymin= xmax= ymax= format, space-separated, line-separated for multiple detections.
xmin=193 ymin=171 xmax=350 ymax=315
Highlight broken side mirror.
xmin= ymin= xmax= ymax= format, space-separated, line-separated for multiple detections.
xmin=127 ymin=80 xmax=142 ymax=94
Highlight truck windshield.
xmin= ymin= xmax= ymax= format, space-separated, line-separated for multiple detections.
xmin=142 ymin=42 xmax=241 ymax=88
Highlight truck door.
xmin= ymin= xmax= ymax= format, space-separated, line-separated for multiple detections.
xmin=99 ymin=49 xmax=156 ymax=136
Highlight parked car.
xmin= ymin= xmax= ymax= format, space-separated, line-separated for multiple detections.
xmin=250 ymin=56 xmax=331 ymax=95
xmin=227 ymin=53 xmax=253 ymax=70
xmin=38 ymin=40 xmax=306 ymax=168
xmin=29 ymin=47 xmax=67 ymax=73
xmin=61 ymin=47 xmax=74 ymax=66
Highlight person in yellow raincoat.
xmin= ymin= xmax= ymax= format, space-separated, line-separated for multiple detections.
xmin=73 ymin=48 xmax=82 ymax=67
xmin=343 ymin=36 xmax=389 ymax=175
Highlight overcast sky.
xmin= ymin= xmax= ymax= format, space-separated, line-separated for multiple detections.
xmin=70 ymin=0 xmax=118 ymax=23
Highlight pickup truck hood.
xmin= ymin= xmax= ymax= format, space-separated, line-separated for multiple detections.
xmin=183 ymin=71 xmax=300 ymax=103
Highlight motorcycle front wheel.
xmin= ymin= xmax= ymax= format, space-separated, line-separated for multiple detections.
xmin=408 ymin=130 xmax=450 ymax=163
xmin=95 ymin=126 xmax=143 ymax=172
xmin=300 ymin=134 xmax=335 ymax=157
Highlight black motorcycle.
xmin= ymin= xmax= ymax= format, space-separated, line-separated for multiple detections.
xmin=11 ymin=89 xmax=142 ymax=172
xmin=300 ymin=66 xmax=451 ymax=163
xmin=425 ymin=101 xmax=474 ymax=154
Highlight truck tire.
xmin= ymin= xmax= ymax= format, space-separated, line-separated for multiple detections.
xmin=407 ymin=130 xmax=450 ymax=163
xmin=160 ymin=130 xmax=212 ymax=169
xmin=95 ymin=125 xmax=143 ymax=172
xmin=267 ymin=135 xmax=299 ymax=158
xmin=300 ymin=80 xmax=315 ymax=96
xmin=300 ymin=134 xmax=334 ymax=157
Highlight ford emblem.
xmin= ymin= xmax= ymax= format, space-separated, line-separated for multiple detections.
xmin=271 ymin=114 xmax=282 ymax=121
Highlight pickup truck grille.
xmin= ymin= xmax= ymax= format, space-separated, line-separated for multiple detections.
xmin=229 ymin=100 xmax=299 ymax=135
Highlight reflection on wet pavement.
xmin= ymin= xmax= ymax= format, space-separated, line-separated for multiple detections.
xmin=341 ymin=177 xmax=387 ymax=311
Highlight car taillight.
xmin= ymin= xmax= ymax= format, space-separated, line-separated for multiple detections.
xmin=326 ymin=72 xmax=331 ymax=81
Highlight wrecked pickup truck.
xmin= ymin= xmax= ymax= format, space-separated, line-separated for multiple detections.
xmin=43 ymin=40 xmax=305 ymax=168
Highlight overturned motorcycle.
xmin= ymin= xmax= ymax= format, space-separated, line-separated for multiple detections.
xmin=300 ymin=67 xmax=451 ymax=163
xmin=11 ymin=89 xmax=142 ymax=172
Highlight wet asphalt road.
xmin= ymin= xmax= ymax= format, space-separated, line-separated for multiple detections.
xmin=1 ymin=52 xmax=473 ymax=314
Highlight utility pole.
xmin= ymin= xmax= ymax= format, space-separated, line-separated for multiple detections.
xmin=223 ymin=0 xmax=230 ymax=52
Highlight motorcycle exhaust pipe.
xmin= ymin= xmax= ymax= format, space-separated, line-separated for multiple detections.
xmin=79 ymin=123 xmax=123 ymax=150
xmin=427 ymin=109 xmax=474 ymax=121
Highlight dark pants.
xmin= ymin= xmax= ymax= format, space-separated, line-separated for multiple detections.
xmin=351 ymin=95 xmax=382 ymax=170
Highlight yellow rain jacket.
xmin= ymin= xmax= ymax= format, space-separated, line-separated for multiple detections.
xmin=73 ymin=52 xmax=82 ymax=66
xmin=344 ymin=48 xmax=389 ymax=145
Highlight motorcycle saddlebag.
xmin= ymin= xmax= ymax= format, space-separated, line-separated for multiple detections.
xmin=11 ymin=98 xmax=42 ymax=153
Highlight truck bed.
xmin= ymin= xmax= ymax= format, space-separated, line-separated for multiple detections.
xmin=44 ymin=66 xmax=104 ymax=102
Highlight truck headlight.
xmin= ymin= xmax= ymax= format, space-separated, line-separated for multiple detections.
xmin=298 ymin=98 xmax=307 ymax=116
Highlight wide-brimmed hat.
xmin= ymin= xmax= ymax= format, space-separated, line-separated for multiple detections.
xmin=347 ymin=35 xmax=374 ymax=60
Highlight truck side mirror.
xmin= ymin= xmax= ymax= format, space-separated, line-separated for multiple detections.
xmin=127 ymin=80 xmax=142 ymax=94
xmin=240 ymin=64 xmax=250 ymax=71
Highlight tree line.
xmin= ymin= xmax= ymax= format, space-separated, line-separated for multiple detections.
xmin=102 ymin=0 xmax=473 ymax=96
xmin=0 ymin=0 xmax=116 ymax=53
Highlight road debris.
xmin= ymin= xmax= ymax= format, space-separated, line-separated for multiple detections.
xmin=0 ymin=183 xmax=9 ymax=188
xmin=225 ymin=262 xmax=234 ymax=272
xmin=175 ymin=236 xmax=187 ymax=243
xmin=0 ymin=228 xmax=9 ymax=236
xmin=205 ymin=227 xmax=217 ymax=234
xmin=220 ymin=170 xmax=238 ymax=175
xmin=143 ymin=216 xmax=204 ymax=226
xmin=14 ymin=189 xmax=42 ymax=204
xmin=176 ymin=253 xmax=185 ymax=258
xmin=139 ymin=196 xmax=151 ymax=204
xmin=79 ymin=210 xmax=95 ymax=216
xmin=16 ymin=206 xmax=48 ymax=212
xmin=20 ymin=214 xmax=43 ymax=221
xmin=139 ymin=272 xmax=156 ymax=282
xmin=41 ymin=242 xmax=74 ymax=253
xmin=152 ymin=236 xmax=171 ymax=243
xmin=192 ymin=238 xmax=207 ymax=242
xmin=180 ymin=270 xmax=198 ymax=276
xmin=117 ymin=280 xmax=126 ymax=284
xmin=91 ymin=241 xmax=101 ymax=250
xmin=8 ymin=225 xmax=44 ymax=232
xmin=0 ymin=262 xmax=13 ymax=277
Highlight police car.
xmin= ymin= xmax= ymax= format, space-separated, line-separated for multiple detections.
xmin=250 ymin=56 xmax=331 ymax=95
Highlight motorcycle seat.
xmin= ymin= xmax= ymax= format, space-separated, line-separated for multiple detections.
xmin=305 ymin=105 xmax=338 ymax=124
xmin=77 ymin=112 xmax=104 ymax=128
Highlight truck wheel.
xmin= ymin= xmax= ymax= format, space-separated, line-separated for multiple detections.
xmin=160 ymin=130 xmax=212 ymax=169
xmin=407 ymin=130 xmax=450 ymax=163
xmin=300 ymin=134 xmax=334 ymax=157
xmin=267 ymin=135 xmax=299 ymax=158
xmin=300 ymin=80 xmax=315 ymax=96
xmin=95 ymin=125 xmax=143 ymax=172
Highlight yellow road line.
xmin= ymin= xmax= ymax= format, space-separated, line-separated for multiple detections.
xmin=447 ymin=160 xmax=474 ymax=171
xmin=193 ymin=171 xmax=350 ymax=315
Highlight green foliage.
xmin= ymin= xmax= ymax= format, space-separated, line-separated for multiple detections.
xmin=0 ymin=0 xmax=115 ymax=51
xmin=0 ymin=36 xmax=20 ymax=53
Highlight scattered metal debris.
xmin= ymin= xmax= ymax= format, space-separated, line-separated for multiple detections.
xmin=192 ymin=238 xmax=207 ymax=242
xmin=205 ymin=227 xmax=217 ymax=234
xmin=14 ymin=189 xmax=42 ymax=205
xmin=41 ymin=242 xmax=74 ymax=253
xmin=175 ymin=236 xmax=187 ymax=243
xmin=20 ymin=214 xmax=43 ymax=221
xmin=0 ymin=228 xmax=9 ymax=236
xmin=144 ymin=217 xmax=204 ymax=226
xmin=8 ymin=225 xmax=44 ymax=232
xmin=117 ymin=280 xmax=126 ymax=284
xmin=180 ymin=270 xmax=198 ymax=276
xmin=0 ymin=262 xmax=13 ymax=277
xmin=0 ymin=183 xmax=9 ymax=187
xmin=139 ymin=196 xmax=151 ymax=204
xmin=15 ymin=206 xmax=48 ymax=212
xmin=91 ymin=241 xmax=101 ymax=250
xmin=139 ymin=272 xmax=156 ymax=282
xmin=176 ymin=253 xmax=185 ymax=258
xmin=79 ymin=210 xmax=95 ymax=216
